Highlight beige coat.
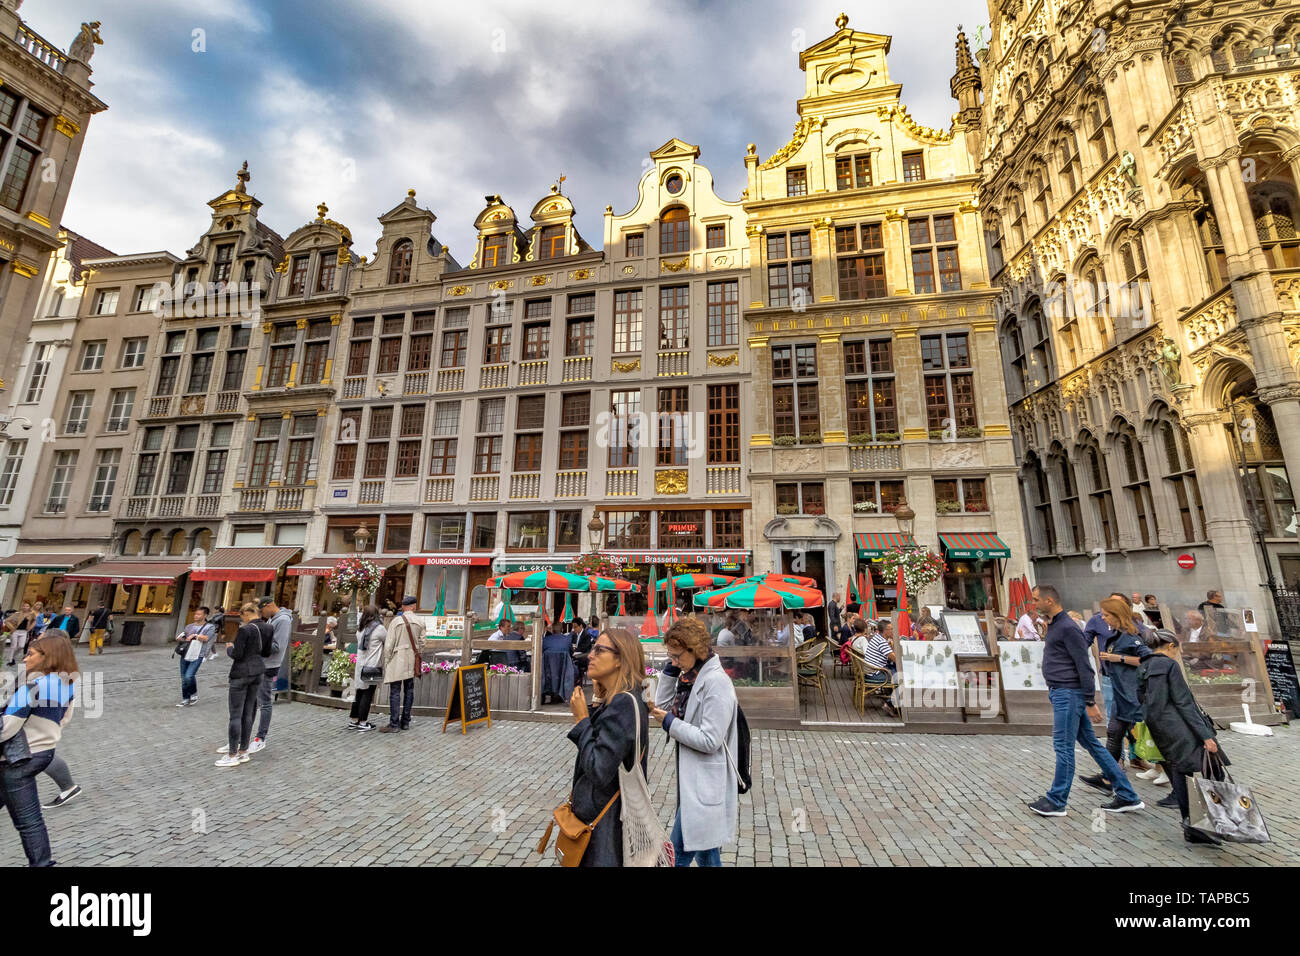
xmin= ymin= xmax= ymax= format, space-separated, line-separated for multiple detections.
xmin=383 ymin=612 xmax=425 ymax=683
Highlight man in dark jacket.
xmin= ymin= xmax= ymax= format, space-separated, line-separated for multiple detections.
xmin=51 ymin=605 xmax=80 ymax=643
xmin=571 ymin=618 xmax=595 ymax=689
xmin=1028 ymin=585 xmax=1144 ymax=817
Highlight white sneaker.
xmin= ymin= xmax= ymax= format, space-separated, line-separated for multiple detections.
xmin=216 ymin=744 xmax=230 ymax=754
xmin=248 ymin=738 xmax=266 ymax=754
xmin=1137 ymin=766 xmax=1160 ymax=780
xmin=176 ymin=700 xmax=190 ymax=708
xmin=188 ymin=695 xmax=198 ymax=705
xmin=238 ymin=753 xmax=250 ymax=763
xmin=1152 ymin=769 xmax=1170 ymax=786
xmin=215 ymin=755 xmax=241 ymax=767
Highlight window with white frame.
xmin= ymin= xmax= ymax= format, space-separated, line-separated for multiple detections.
xmin=91 ymin=288 xmax=119 ymax=316
xmin=45 ymin=450 xmax=77 ymax=513
xmin=0 ymin=440 xmax=25 ymax=507
xmin=88 ymin=449 xmax=121 ymax=512
xmin=64 ymin=391 xmax=93 ymax=434
xmin=133 ymin=284 xmax=160 ymax=313
xmin=78 ymin=340 xmax=106 ymax=372
xmin=22 ymin=343 xmax=51 ymax=403
xmin=120 ymin=337 xmax=148 ymax=369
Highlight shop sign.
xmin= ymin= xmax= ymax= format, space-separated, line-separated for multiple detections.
xmin=333 ymin=489 xmax=348 ymax=498
xmin=411 ymin=555 xmax=491 ymax=566
xmin=610 ymin=551 xmax=750 ymax=565
xmin=1 ymin=567 xmax=65 ymax=575
xmin=427 ymin=615 xmax=466 ymax=637
xmin=496 ymin=558 xmax=573 ymax=573
xmin=1177 ymin=553 xmax=1196 ymax=570
xmin=664 ymin=522 xmax=699 ymax=535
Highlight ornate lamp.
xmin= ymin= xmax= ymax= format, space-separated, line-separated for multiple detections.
xmin=587 ymin=514 xmax=605 ymax=551
xmin=353 ymin=519 xmax=372 ymax=555
xmin=893 ymin=499 xmax=916 ymax=539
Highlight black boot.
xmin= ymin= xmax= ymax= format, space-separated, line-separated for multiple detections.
xmin=1182 ymin=819 xmax=1222 ymax=846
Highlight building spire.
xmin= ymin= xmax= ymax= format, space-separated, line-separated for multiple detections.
xmin=955 ymin=24 xmax=974 ymax=74
xmin=951 ymin=24 xmax=982 ymax=125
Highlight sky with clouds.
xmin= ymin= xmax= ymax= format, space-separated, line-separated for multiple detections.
xmin=31 ymin=0 xmax=988 ymax=261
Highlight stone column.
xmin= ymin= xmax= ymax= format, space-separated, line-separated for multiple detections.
xmin=885 ymin=211 xmax=911 ymax=296
xmin=817 ymin=331 xmax=846 ymax=443
xmin=748 ymin=336 xmax=772 ymax=441
xmin=970 ymin=317 xmax=1007 ymax=433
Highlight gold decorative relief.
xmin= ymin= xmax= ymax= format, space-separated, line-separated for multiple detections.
xmin=10 ymin=260 xmax=38 ymax=278
xmin=449 ymin=285 xmax=470 ymax=296
xmin=712 ymin=255 xmax=729 ymax=266
xmin=261 ymin=322 xmax=272 ymax=334
xmin=569 ymin=268 xmax=592 ymax=280
xmin=655 ymin=470 xmax=688 ymax=495
xmin=621 ymin=265 xmax=636 ymax=275
xmin=529 ymin=274 xmax=550 ymax=287
xmin=295 ymin=318 xmax=308 ymax=329
xmin=707 ymin=352 xmax=739 ymax=367
xmin=489 ymin=279 xmax=513 ymax=291
xmin=330 ymin=313 xmax=342 ymax=325
xmin=612 ymin=358 xmax=641 ymax=373
xmin=53 ymin=115 xmax=81 ymax=138
xmin=25 ymin=211 xmax=50 ymax=228
xmin=274 ymin=255 xmax=290 ymax=274
xmin=660 ymin=256 xmax=689 ymax=273
xmin=744 ymin=224 xmax=764 ymax=237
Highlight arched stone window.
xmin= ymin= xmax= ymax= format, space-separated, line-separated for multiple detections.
xmin=1051 ymin=443 xmax=1084 ymax=551
xmin=1057 ymin=132 xmax=1082 ymax=196
xmin=1087 ymin=100 xmax=1115 ymax=164
xmin=1115 ymin=423 xmax=1158 ymax=546
xmin=1025 ymin=452 xmax=1057 ymax=554
xmin=169 ymin=530 xmax=188 ymax=556
xmin=659 ymin=206 xmax=690 ymax=255
xmin=1153 ymin=409 xmax=1204 ymax=542
xmin=1243 ymin=140 xmax=1300 ymax=267
xmin=1076 ymin=254 xmax=1111 ymax=349
xmin=122 ymin=529 xmax=143 ymax=556
xmin=1080 ymin=433 xmax=1118 ymax=550
xmin=1171 ymin=51 xmax=1195 ymax=85
xmin=387 ymin=239 xmax=412 ymax=284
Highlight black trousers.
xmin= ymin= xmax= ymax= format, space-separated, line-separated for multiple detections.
xmin=388 ymin=678 xmax=414 ymax=728
xmin=1167 ymin=756 xmax=1225 ymax=819
xmin=227 ymin=672 xmax=262 ymax=754
xmin=350 ymin=685 xmax=376 ymax=721
xmin=1105 ymin=718 xmax=1137 ymax=763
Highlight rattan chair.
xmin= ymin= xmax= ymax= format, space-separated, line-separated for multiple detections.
xmin=847 ymin=645 xmax=898 ymax=715
xmin=825 ymin=634 xmax=852 ymax=679
xmin=796 ymin=639 xmax=828 ymax=708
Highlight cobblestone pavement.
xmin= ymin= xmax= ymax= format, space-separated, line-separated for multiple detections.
xmin=4 ymin=647 xmax=1297 ymax=866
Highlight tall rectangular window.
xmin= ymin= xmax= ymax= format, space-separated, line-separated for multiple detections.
xmin=0 ymin=90 xmax=46 ymax=212
xmin=835 ymin=153 xmax=872 ymax=190
xmin=289 ymin=256 xmax=309 ymax=295
xmin=614 ymin=289 xmax=643 ymax=353
xmin=559 ymin=392 xmax=589 ymax=469
xmin=202 ymin=450 xmax=227 ymax=495
xmin=0 ymin=440 xmax=26 ymax=506
xmin=771 ymin=343 xmax=820 ymax=441
xmin=836 ymin=222 xmax=886 ymax=301
xmin=706 ymin=280 xmax=739 ymax=347
xmin=706 ymin=224 xmax=726 ymax=249
xmin=707 ymin=384 xmax=739 ymax=464
xmin=45 ymin=450 xmax=77 ymax=513
xmin=657 ymin=386 xmax=688 ymax=466
xmin=902 ymin=151 xmax=925 ymax=182
xmin=844 ymin=338 xmax=897 ymax=439
xmin=625 ymin=233 xmax=644 ymax=257
xmin=440 ymin=330 xmax=466 ymax=368
xmin=211 ymin=243 xmax=235 ymax=288
xmin=766 ymin=231 xmax=812 ymax=309
xmin=921 ymin=332 xmax=977 ymax=431
xmin=609 ymin=390 xmax=641 ymax=467
xmin=266 ymin=345 xmax=293 ymax=388
xmin=64 ymin=391 xmax=93 ymax=434
xmin=22 ymin=343 xmax=51 ymax=403
xmin=155 ymin=356 xmax=181 ymax=396
xmin=120 ymin=337 xmax=148 ymax=369
xmin=315 ymin=251 xmax=337 ymax=292
xmin=786 ymin=167 xmax=808 ymax=196
xmin=484 ymin=325 xmax=511 ymax=364
xmin=909 ymin=213 xmax=961 ymax=293
xmin=539 ymin=225 xmax=565 ymax=259
xmin=658 ymin=285 xmax=689 ymax=350
xmin=481 ymin=234 xmax=507 ymax=268
xmin=566 ymin=293 xmax=595 ymax=357
xmin=78 ymin=341 xmax=106 ymax=371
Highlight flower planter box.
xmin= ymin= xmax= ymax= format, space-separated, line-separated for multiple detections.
xmin=415 ymin=671 xmax=456 ymax=709
xmin=488 ymin=672 xmax=531 ymax=711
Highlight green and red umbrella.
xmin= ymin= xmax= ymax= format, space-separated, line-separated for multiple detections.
xmin=656 ymin=573 xmax=737 ymax=591
xmin=586 ymin=575 xmax=640 ymax=593
xmin=693 ymin=580 xmax=824 ymax=610
xmin=743 ymin=572 xmax=819 ymax=589
xmin=486 ymin=569 xmax=591 ymax=591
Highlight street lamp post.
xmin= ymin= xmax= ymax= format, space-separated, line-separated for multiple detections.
xmin=351 ymin=520 xmax=372 ymax=632
xmin=893 ymin=499 xmax=917 ymax=616
xmin=586 ymin=514 xmax=604 ymax=618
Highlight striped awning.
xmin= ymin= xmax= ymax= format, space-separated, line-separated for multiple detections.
xmin=939 ymin=532 xmax=1011 ymax=560
xmin=286 ymin=556 xmax=408 ymax=576
xmin=190 ymin=547 xmax=302 ymax=582
xmin=853 ymin=533 xmax=917 ymax=558
xmin=0 ymin=552 xmax=99 ymax=574
xmin=65 ymin=559 xmax=192 ymax=586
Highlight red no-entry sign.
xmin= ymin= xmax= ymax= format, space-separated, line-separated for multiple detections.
xmin=1177 ymin=553 xmax=1196 ymax=570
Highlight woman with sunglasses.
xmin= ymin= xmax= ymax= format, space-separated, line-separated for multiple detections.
xmin=0 ymin=629 xmax=78 ymax=866
xmin=566 ymin=627 xmax=649 ymax=867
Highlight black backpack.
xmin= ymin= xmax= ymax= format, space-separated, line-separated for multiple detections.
xmin=735 ymin=705 xmax=752 ymax=795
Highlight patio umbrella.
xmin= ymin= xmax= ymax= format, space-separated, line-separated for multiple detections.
xmin=432 ymin=570 xmax=446 ymax=616
xmin=693 ymin=580 xmax=824 ymax=610
xmin=656 ymin=573 xmax=737 ymax=591
xmin=562 ymin=591 xmax=574 ymax=623
xmin=665 ymin=572 xmax=677 ymax=625
xmin=1008 ymin=576 xmax=1024 ymax=621
xmin=617 ymin=591 xmax=627 ymax=615
xmin=641 ymin=565 xmax=661 ymax=637
xmin=862 ymin=573 xmax=878 ymax=622
xmin=487 ymin=569 xmax=591 ymax=591
xmin=587 ymin=575 xmax=640 ymax=592
xmin=895 ymin=567 xmax=912 ymax=639
xmin=846 ymin=573 xmax=861 ymax=606
xmin=743 ymin=573 xmax=819 ymax=588
xmin=494 ymin=589 xmax=516 ymax=627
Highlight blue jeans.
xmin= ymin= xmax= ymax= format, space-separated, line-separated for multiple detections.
xmin=179 ymin=655 xmax=203 ymax=700
xmin=1 ymin=749 xmax=54 ymax=866
xmin=671 ymin=810 xmax=721 ymax=867
xmin=1046 ymin=687 xmax=1139 ymax=808
xmin=388 ymin=678 xmax=414 ymax=728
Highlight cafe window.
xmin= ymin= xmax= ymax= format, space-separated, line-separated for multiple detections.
xmin=836 ymin=153 xmax=872 ymax=190
xmin=614 ymin=289 xmax=644 ymax=353
xmin=921 ymin=332 xmax=977 ymax=432
xmin=933 ymin=477 xmax=988 ymax=513
xmin=605 ymin=510 xmax=650 ymax=548
xmin=707 ymin=383 xmax=739 ymax=464
xmin=424 ymin=514 xmax=465 ymax=551
xmin=706 ymin=280 xmax=739 ymax=347
xmin=713 ymin=509 xmax=743 ymax=548
xmin=658 ymin=510 xmax=705 ymax=549
xmin=909 ymin=214 xmax=961 ymax=293
xmin=657 ymin=386 xmax=688 ymax=466
xmin=507 ymin=512 xmax=550 ymax=550
xmin=471 ymin=513 xmax=497 ymax=550
xmin=837 ymin=222 xmax=887 ymax=301
xmin=772 ymin=343 xmax=820 ymax=441
xmin=844 ymin=338 xmax=897 ymax=439
xmin=608 ymin=390 xmax=640 ymax=467
xmin=852 ymin=479 xmax=906 ymax=513
xmin=776 ymin=482 xmax=825 ymax=515
xmin=556 ymin=510 xmax=582 ymax=551
xmin=767 ymin=230 xmax=812 ymax=309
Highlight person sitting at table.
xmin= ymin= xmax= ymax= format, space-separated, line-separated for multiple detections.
xmin=541 ymin=629 xmax=576 ymax=704
xmin=851 ymin=620 xmax=900 ymax=717
xmin=571 ymin=617 xmax=595 ymax=687
xmin=918 ymin=623 xmax=941 ymax=641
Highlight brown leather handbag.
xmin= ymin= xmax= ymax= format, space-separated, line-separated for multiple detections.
xmin=536 ymin=791 xmax=620 ymax=867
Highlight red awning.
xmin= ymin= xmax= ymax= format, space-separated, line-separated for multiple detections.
xmin=409 ymin=554 xmax=493 ymax=566
xmin=286 ymin=556 xmax=408 ymax=576
xmin=190 ymin=547 xmax=302 ymax=582
xmin=64 ymin=559 xmax=192 ymax=586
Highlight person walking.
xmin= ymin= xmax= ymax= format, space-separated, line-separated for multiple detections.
xmin=0 ymin=629 xmax=78 ymax=865
xmin=1079 ymin=596 xmax=1155 ymax=795
xmin=175 ymin=607 xmax=217 ymax=707
xmin=650 ymin=617 xmax=738 ymax=867
xmin=1028 ymin=585 xmax=1144 ymax=817
xmin=565 ymin=627 xmax=649 ymax=867
xmin=380 ymin=595 xmax=424 ymax=733
xmin=85 ymin=603 xmax=111 ymax=656
xmin=347 ymin=605 xmax=385 ymax=732
xmin=3 ymin=602 xmax=33 ymax=667
xmin=216 ymin=603 xmax=269 ymax=767
xmin=827 ymin=593 xmax=842 ymax=638
xmin=1138 ymin=630 xmax=1229 ymax=844
xmin=249 ymin=597 xmax=292 ymax=753
xmin=21 ymin=629 xmax=82 ymax=811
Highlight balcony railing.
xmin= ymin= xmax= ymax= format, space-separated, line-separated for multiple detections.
xmin=849 ymin=443 xmax=902 ymax=471
xmin=359 ymin=480 xmax=384 ymax=504
xmin=342 ymin=377 xmax=365 ymax=399
xmin=215 ymin=390 xmax=240 ymax=412
xmin=195 ymin=495 xmax=220 ymax=517
xmin=274 ymin=486 xmax=305 ymax=511
xmin=657 ymin=350 xmax=690 ymax=377
xmin=436 ymin=368 xmax=465 ymax=392
xmin=606 ymin=468 xmax=638 ymax=496
xmin=518 ymin=360 xmax=548 ymax=386
xmin=706 ymin=465 xmax=742 ymax=494
xmin=238 ymin=488 xmax=267 ymax=511
xmin=404 ymin=371 xmax=430 ymax=395
xmin=470 ymin=476 xmax=499 ymax=501
xmin=13 ymin=24 xmax=67 ymax=73
xmin=148 ymin=396 xmax=174 ymax=418
xmin=158 ymin=495 xmax=185 ymax=518
xmin=562 ymin=356 xmax=592 ymax=382
xmin=425 ymin=477 xmax=454 ymax=503
xmin=125 ymin=496 xmax=148 ymax=518
xmin=556 ymin=470 xmax=587 ymax=497
xmin=480 ymin=364 xmax=509 ymax=389
xmin=509 ymin=472 xmax=541 ymax=499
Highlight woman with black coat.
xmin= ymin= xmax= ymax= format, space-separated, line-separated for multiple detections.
xmin=1137 ymin=630 xmax=1229 ymax=845
xmin=216 ymin=603 xmax=269 ymax=767
xmin=566 ymin=627 xmax=649 ymax=867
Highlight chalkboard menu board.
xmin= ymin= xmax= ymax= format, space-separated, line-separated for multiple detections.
xmin=941 ymin=611 xmax=990 ymax=657
xmin=1265 ymin=639 xmax=1299 ymax=718
xmin=442 ymin=663 xmax=492 ymax=734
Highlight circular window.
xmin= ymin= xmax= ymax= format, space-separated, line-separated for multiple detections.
xmin=665 ymin=173 xmax=684 ymax=195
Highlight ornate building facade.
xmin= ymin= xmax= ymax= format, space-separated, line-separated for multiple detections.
xmin=744 ymin=15 xmax=1027 ymax=612
xmin=974 ymin=0 xmax=1300 ymax=619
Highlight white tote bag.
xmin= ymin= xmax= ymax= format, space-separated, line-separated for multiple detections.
xmin=617 ymin=692 xmax=675 ymax=867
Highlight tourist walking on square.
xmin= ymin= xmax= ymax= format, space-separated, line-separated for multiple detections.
xmin=250 ymin=597 xmax=292 ymax=752
xmin=0 ymin=629 xmax=78 ymax=865
xmin=347 ymin=605 xmax=385 ymax=733
xmin=1079 ymin=597 xmax=1154 ymax=796
xmin=650 ymin=617 xmax=738 ymax=867
xmin=85 ymin=603 xmax=111 ymax=656
xmin=175 ymin=607 xmax=217 ymax=707
xmin=1138 ymin=629 xmax=1228 ymax=844
xmin=565 ymin=627 xmax=649 ymax=867
xmin=380 ymin=595 xmax=424 ymax=733
xmin=217 ymin=603 xmax=269 ymax=767
xmin=1028 ymin=585 xmax=1144 ymax=817
xmin=3 ymin=602 xmax=33 ymax=667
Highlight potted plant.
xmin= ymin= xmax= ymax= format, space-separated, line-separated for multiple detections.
xmin=965 ymin=500 xmax=987 ymax=513
xmin=773 ymin=435 xmax=797 ymax=446
xmin=800 ymin=432 xmax=823 ymax=445
xmin=936 ymin=500 xmax=961 ymax=514
xmin=487 ymin=663 xmax=530 ymax=710
xmin=289 ymin=640 xmax=314 ymax=690
xmin=323 ymin=649 xmax=354 ymax=698
xmin=874 ymin=431 xmax=900 ymax=442
xmin=805 ymin=504 xmax=826 ymax=515
xmin=849 ymin=432 xmax=874 ymax=445
xmin=879 ymin=547 xmax=947 ymax=606
xmin=957 ymin=425 xmax=983 ymax=438
xmin=854 ymin=500 xmax=878 ymax=513
xmin=928 ymin=428 xmax=947 ymax=440
xmin=776 ymin=503 xmax=798 ymax=515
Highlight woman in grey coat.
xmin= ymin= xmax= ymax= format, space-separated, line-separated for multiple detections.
xmin=347 ymin=606 xmax=386 ymax=732
xmin=651 ymin=617 xmax=738 ymax=866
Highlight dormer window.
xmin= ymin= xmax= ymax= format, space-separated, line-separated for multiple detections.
xmin=212 ymin=243 xmax=234 ymax=288
xmin=540 ymin=225 xmax=565 ymax=259
xmin=289 ymin=256 xmax=309 ymax=295
xmin=660 ymin=206 xmax=690 ymax=254
xmin=482 ymin=234 xmax=508 ymax=268
xmin=316 ymin=251 xmax=337 ymax=292
xmin=388 ymin=239 xmax=413 ymax=284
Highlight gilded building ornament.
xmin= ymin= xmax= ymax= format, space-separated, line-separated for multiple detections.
xmin=529 ymin=274 xmax=550 ymax=287
xmin=489 ymin=279 xmax=513 ymax=291
xmin=612 ymin=358 xmax=641 ymax=373
xmin=274 ymin=255 xmax=290 ymax=274
xmin=655 ymin=470 xmax=688 ymax=495
xmin=621 ymin=265 xmax=636 ymax=275
xmin=10 ymin=260 xmax=37 ymax=278
xmin=707 ymin=352 xmax=739 ymax=367
xmin=25 ymin=211 xmax=50 ymax=228
xmin=261 ymin=322 xmax=272 ymax=333
xmin=875 ymin=104 xmax=954 ymax=144
xmin=660 ymin=256 xmax=690 ymax=273
xmin=568 ymin=268 xmax=592 ymax=280
xmin=760 ymin=115 xmax=825 ymax=170
xmin=744 ymin=224 xmax=764 ymax=237
xmin=812 ymin=217 xmax=833 ymax=228
xmin=448 ymin=285 xmax=470 ymax=296
xmin=53 ymin=116 xmax=80 ymax=138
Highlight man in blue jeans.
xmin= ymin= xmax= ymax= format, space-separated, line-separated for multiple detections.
xmin=1028 ymin=585 xmax=1144 ymax=817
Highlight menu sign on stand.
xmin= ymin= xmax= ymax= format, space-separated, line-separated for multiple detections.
xmin=1265 ymin=639 xmax=1299 ymax=718
xmin=941 ymin=611 xmax=990 ymax=657
xmin=442 ymin=663 xmax=491 ymax=734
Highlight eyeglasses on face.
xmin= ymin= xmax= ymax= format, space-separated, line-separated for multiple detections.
xmin=590 ymin=643 xmax=619 ymax=658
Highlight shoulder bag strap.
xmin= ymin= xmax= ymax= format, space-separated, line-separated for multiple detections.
xmin=621 ymin=691 xmax=646 ymax=768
